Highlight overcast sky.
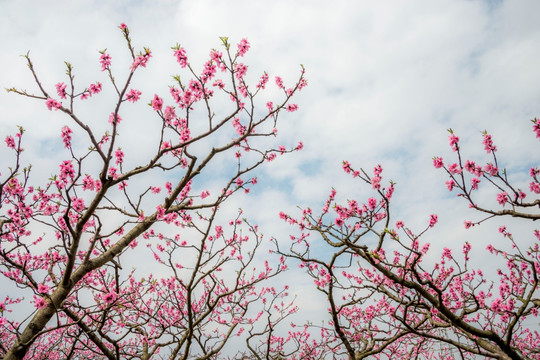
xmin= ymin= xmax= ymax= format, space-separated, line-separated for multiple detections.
xmin=1 ymin=0 xmax=539 ymax=342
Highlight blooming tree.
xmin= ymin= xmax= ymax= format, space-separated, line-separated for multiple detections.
xmin=0 ymin=24 xmax=307 ymax=359
xmin=279 ymin=121 xmax=540 ymax=359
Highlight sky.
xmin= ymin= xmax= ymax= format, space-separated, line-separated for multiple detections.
xmin=1 ymin=0 xmax=540 ymax=351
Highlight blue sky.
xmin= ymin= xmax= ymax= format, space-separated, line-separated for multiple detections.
xmin=1 ymin=0 xmax=539 ymax=343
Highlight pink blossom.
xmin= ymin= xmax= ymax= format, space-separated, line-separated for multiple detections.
xmin=530 ymin=181 xmax=540 ymax=194
xmin=174 ymin=47 xmax=188 ymax=67
xmin=99 ymin=52 xmax=112 ymax=71
xmin=213 ymin=79 xmax=225 ymax=89
xmin=59 ymin=160 xmax=75 ymax=180
xmin=464 ymin=220 xmax=473 ymax=229
xmin=484 ymin=163 xmax=498 ymax=176
xmin=275 ymin=76 xmax=284 ymax=89
xmin=448 ymin=133 xmax=459 ymax=151
xmin=237 ymin=38 xmax=250 ymax=57
xmin=5 ymin=136 xmax=15 ymax=149
xmin=101 ymin=291 xmax=117 ymax=304
xmin=533 ymin=118 xmax=540 ymax=139
xmin=115 ymin=148 xmax=124 ymax=164
xmin=342 ymin=161 xmax=351 ymax=173
xmin=482 ymin=132 xmax=497 ymax=153
xmin=371 ymin=176 xmax=381 ymax=190
xmin=464 ymin=160 xmax=476 ymax=174
xmin=55 ymin=82 xmax=67 ymax=99
xmin=45 ymin=98 xmax=62 ymax=111
xmin=210 ymin=50 xmax=222 ymax=62
xmin=367 ymin=197 xmax=377 ymax=210
xmin=125 ymin=89 xmax=141 ymax=102
xmin=61 ymin=126 xmax=72 ymax=148
xmin=109 ymin=112 xmax=122 ymax=125
xmin=151 ymin=95 xmax=163 ymax=111
xmin=286 ymin=104 xmax=298 ymax=112
xmin=72 ymin=197 xmax=85 ymax=212
xmin=471 ymin=177 xmax=480 ymax=190
xmin=119 ymin=23 xmax=128 ymax=31
xmin=433 ymin=157 xmax=443 ymax=168
xmin=266 ymin=101 xmax=273 ymax=112
xmin=497 ymin=192 xmax=508 ymax=206
xmin=89 ymin=82 xmax=102 ymax=95
xmin=396 ymin=220 xmax=404 ymax=229
xmin=37 ymin=283 xmax=50 ymax=294
xmin=33 ymin=295 xmax=47 ymax=309
xmin=442 ymin=247 xmax=452 ymax=259
xmin=82 ymin=175 xmax=96 ymax=191
xmin=429 ymin=214 xmax=438 ymax=227
xmin=131 ymin=49 xmax=152 ymax=70
xmin=234 ymin=63 xmax=248 ymax=80
xmin=448 ymin=163 xmax=462 ymax=174
xmin=257 ymin=72 xmax=269 ymax=89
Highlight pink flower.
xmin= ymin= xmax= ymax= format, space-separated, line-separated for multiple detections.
xmin=174 ymin=47 xmax=188 ymax=68
xmin=482 ymin=132 xmax=497 ymax=153
xmin=131 ymin=49 xmax=152 ymax=71
xmin=125 ymin=89 xmax=142 ymax=103
xmin=59 ymin=160 xmax=75 ymax=180
xmin=33 ymin=296 xmax=47 ymax=309
xmin=342 ymin=161 xmax=351 ymax=173
xmin=151 ymin=95 xmax=163 ymax=111
xmin=396 ymin=220 xmax=404 ymax=229
xmin=5 ymin=136 xmax=15 ymax=149
xmin=237 ymin=38 xmax=250 ymax=57
xmin=448 ymin=163 xmax=462 ymax=174
xmin=464 ymin=220 xmax=473 ymax=229
xmin=275 ymin=76 xmax=284 ymax=89
xmin=210 ymin=50 xmax=222 ymax=62
xmin=37 ymin=283 xmax=50 ymax=294
xmin=101 ymin=291 xmax=117 ymax=304
xmin=82 ymin=175 xmax=96 ymax=191
xmin=45 ymin=98 xmax=62 ymax=111
xmin=234 ymin=63 xmax=248 ymax=80
xmin=257 ymin=72 xmax=269 ymax=89
xmin=371 ymin=176 xmax=381 ymax=190
xmin=530 ymin=181 xmax=540 ymax=194
xmin=448 ymin=133 xmax=459 ymax=151
xmin=109 ymin=112 xmax=122 ymax=125
xmin=496 ymin=192 xmax=508 ymax=206
xmin=119 ymin=23 xmax=128 ymax=31
xmin=433 ymin=157 xmax=443 ymax=168
xmin=532 ymin=118 xmax=540 ymax=139
xmin=471 ymin=177 xmax=480 ymax=190
xmin=367 ymin=197 xmax=377 ymax=210
xmin=286 ymin=104 xmax=298 ymax=112
xmin=429 ymin=214 xmax=438 ymax=227
xmin=484 ymin=163 xmax=498 ymax=176
xmin=72 ymin=197 xmax=85 ymax=212
xmin=99 ymin=52 xmax=112 ymax=71
xmin=61 ymin=126 xmax=72 ymax=148
xmin=55 ymin=82 xmax=67 ymax=99
xmin=115 ymin=148 xmax=124 ymax=164
xmin=89 ymin=82 xmax=102 ymax=95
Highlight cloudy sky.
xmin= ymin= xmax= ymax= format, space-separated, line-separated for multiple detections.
xmin=1 ymin=0 xmax=539 ymax=342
